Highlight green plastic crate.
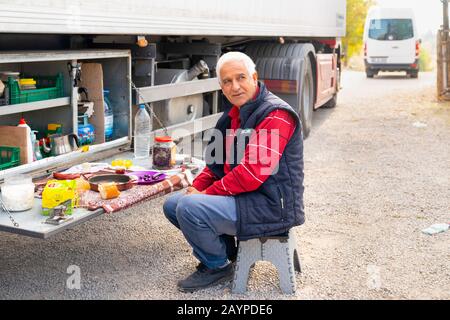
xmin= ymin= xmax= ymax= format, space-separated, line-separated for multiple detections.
xmin=7 ymin=73 xmax=64 ymax=104
xmin=0 ymin=146 xmax=20 ymax=171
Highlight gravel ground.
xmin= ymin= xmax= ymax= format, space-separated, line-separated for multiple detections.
xmin=0 ymin=71 xmax=449 ymax=300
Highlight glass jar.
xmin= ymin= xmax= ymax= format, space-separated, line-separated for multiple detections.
xmin=152 ymin=136 xmax=176 ymax=170
xmin=1 ymin=174 xmax=35 ymax=212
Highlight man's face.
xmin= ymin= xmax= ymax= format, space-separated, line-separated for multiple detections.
xmin=219 ymin=60 xmax=258 ymax=108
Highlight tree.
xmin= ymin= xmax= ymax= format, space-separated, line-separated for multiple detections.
xmin=419 ymin=47 xmax=433 ymax=72
xmin=342 ymin=0 xmax=375 ymax=65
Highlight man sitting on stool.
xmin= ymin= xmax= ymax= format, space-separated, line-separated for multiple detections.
xmin=163 ymin=51 xmax=305 ymax=293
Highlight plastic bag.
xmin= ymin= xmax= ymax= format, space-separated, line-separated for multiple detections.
xmin=421 ymin=223 xmax=449 ymax=235
xmin=42 ymin=179 xmax=78 ymax=216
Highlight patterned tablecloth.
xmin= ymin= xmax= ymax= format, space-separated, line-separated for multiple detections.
xmin=78 ymin=171 xmax=193 ymax=213
xmin=34 ymin=170 xmax=193 ymax=214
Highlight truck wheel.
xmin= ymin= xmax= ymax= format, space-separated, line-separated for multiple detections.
xmin=366 ymin=71 xmax=374 ymax=78
xmin=323 ymin=94 xmax=337 ymax=108
xmin=410 ymin=71 xmax=419 ymax=79
xmin=299 ymin=58 xmax=314 ymax=138
xmin=245 ymin=42 xmax=316 ymax=138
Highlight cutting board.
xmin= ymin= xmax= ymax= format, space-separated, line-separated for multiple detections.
xmin=0 ymin=125 xmax=31 ymax=164
xmin=80 ymin=63 xmax=105 ymax=144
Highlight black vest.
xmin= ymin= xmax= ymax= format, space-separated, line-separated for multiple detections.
xmin=205 ymin=82 xmax=305 ymax=240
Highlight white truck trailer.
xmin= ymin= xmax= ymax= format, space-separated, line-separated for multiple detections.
xmin=0 ymin=0 xmax=346 ymax=238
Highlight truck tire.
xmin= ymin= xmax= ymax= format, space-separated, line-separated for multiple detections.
xmin=323 ymin=93 xmax=337 ymax=108
xmin=246 ymin=42 xmax=316 ymax=138
xmin=410 ymin=70 xmax=419 ymax=79
xmin=298 ymin=58 xmax=314 ymax=138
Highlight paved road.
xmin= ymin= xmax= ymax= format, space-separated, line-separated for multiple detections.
xmin=340 ymin=71 xmax=436 ymax=99
xmin=0 ymin=70 xmax=449 ymax=300
xmin=304 ymin=70 xmax=449 ymax=299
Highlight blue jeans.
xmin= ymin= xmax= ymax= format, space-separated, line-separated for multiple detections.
xmin=163 ymin=192 xmax=237 ymax=269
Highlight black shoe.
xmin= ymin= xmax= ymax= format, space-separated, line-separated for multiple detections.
xmin=196 ymin=262 xmax=207 ymax=271
xmin=178 ymin=263 xmax=234 ymax=293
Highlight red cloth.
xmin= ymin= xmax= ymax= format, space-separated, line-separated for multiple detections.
xmin=79 ymin=172 xmax=192 ymax=213
xmin=192 ymin=108 xmax=296 ymax=196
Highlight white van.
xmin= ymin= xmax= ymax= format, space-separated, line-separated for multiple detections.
xmin=363 ymin=7 xmax=420 ymax=78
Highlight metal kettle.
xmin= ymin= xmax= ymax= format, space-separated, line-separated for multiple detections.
xmin=41 ymin=134 xmax=80 ymax=156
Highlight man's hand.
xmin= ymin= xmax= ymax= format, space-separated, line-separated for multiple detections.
xmin=185 ymin=186 xmax=206 ymax=195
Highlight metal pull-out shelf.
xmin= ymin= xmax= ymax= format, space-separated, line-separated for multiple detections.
xmin=0 ymin=198 xmax=104 ymax=239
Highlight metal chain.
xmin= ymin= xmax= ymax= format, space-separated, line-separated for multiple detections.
xmin=127 ymin=76 xmax=169 ymax=136
xmin=0 ymin=198 xmax=19 ymax=228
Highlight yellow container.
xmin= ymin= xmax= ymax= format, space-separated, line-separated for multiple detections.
xmin=19 ymin=78 xmax=36 ymax=85
xmin=42 ymin=179 xmax=78 ymax=216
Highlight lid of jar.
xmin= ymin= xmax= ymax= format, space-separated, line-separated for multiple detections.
xmin=155 ymin=136 xmax=173 ymax=143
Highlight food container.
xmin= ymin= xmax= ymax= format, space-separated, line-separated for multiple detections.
xmin=152 ymin=136 xmax=176 ymax=170
xmin=41 ymin=179 xmax=77 ymax=216
xmin=1 ymin=174 xmax=35 ymax=211
xmin=19 ymin=78 xmax=37 ymax=90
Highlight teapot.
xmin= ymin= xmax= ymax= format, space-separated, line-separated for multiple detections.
xmin=41 ymin=134 xmax=80 ymax=156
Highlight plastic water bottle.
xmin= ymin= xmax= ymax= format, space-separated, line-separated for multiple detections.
xmin=134 ymin=104 xmax=151 ymax=159
xmin=103 ymin=90 xmax=114 ymax=141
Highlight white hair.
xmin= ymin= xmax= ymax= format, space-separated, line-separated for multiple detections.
xmin=216 ymin=51 xmax=256 ymax=84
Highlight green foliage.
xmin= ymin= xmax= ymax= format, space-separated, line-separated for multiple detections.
xmin=342 ymin=0 xmax=374 ymax=65
xmin=419 ymin=47 xmax=433 ymax=72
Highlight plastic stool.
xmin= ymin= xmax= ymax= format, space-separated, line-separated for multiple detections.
xmin=232 ymin=228 xmax=301 ymax=294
